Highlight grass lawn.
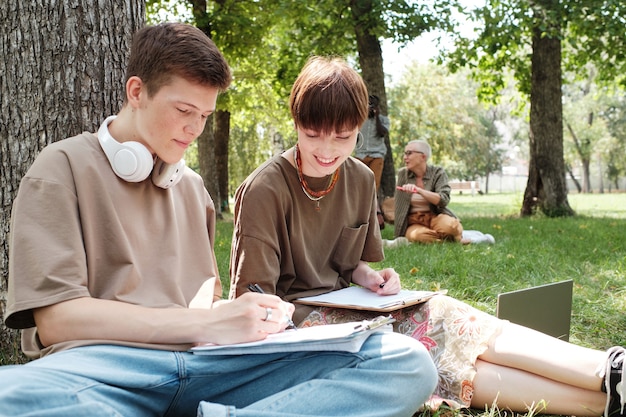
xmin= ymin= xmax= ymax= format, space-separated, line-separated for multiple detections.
xmin=395 ymin=192 xmax=626 ymax=350
xmin=215 ymin=191 xmax=626 ymax=415
xmin=216 ymin=191 xmax=626 ymax=351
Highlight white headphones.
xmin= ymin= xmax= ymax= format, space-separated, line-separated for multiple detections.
xmin=97 ymin=116 xmax=185 ymax=189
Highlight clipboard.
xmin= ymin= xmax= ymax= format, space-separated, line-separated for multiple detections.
xmin=294 ymin=286 xmax=446 ymax=312
xmin=191 ymin=316 xmax=395 ymax=355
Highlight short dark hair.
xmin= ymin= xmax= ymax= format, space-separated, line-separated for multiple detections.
xmin=125 ymin=23 xmax=232 ymax=99
xmin=289 ymin=56 xmax=368 ymax=134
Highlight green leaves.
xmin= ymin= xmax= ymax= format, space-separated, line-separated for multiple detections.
xmin=447 ymin=0 xmax=626 ymax=100
xmin=388 ymin=62 xmax=510 ymax=182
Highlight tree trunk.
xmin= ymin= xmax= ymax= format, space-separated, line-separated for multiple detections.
xmin=521 ymin=19 xmax=574 ymax=217
xmin=565 ymin=121 xmax=590 ymax=192
xmin=215 ymin=110 xmax=230 ymax=213
xmin=597 ymin=155 xmax=604 ymax=193
xmin=484 ymin=169 xmax=490 ymax=194
xmin=0 ymin=0 xmax=144 ymax=365
xmin=566 ymin=164 xmax=583 ymax=193
xmin=350 ymin=0 xmax=395 ymax=198
xmin=582 ymin=158 xmax=591 ymax=193
xmin=197 ymin=117 xmax=221 ymax=218
xmin=190 ymin=0 xmax=222 ymax=216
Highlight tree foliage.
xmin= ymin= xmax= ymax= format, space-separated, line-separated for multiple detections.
xmin=449 ymin=0 xmax=626 ymax=101
xmin=562 ymin=68 xmax=626 ymax=193
xmin=563 ymin=67 xmax=608 ymax=193
xmin=388 ymin=63 xmax=507 ymax=187
xmin=603 ymin=95 xmax=626 ymax=189
xmin=146 ymin=0 xmax=464 ymax=198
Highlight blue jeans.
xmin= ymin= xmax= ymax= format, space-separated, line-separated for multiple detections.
xmin=0 ymin=332 xmax=436 ymax=417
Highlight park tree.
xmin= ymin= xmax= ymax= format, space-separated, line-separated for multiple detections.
xmin=0 ymin=0 xmax=145 ymax=364
xmin=562 ymin=66 xmax=612 ymax=193
xmin=463 ymin=108 xmax=505 ymax=194
xmin=603 ymin=95 xmax=626 ymax=190
xmin=524 ymin=6 xmax=572 ymax=216
xmin=447 ymin=0 xmax=626 ymax=216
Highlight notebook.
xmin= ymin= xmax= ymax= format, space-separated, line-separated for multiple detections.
xmin=294 ymin=286 xmax=445 ymax=312
xmin=496 ymin=280 xmax=573 ymax=341
xmin=191 ymin=316 xmax=394 ymax=355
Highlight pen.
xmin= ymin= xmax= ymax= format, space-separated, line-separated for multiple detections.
xmin=247 ymin=284 xmax=298 ymax=330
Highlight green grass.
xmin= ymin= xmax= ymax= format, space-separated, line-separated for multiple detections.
xmin=216 ymin=192 xmax=626 ymax=417
xmin=217 ymin=192 xmax=626 ymax=350
xmin=388 ymin=196 xmax=625 ymax=349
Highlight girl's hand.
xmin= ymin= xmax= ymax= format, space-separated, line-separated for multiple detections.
xmin=374 ymin=268 xmax=401 ymax=295
xmin=353 ymin=261 xmax=401 ymax=295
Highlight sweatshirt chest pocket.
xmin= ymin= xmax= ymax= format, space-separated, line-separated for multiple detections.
xmin=331 ymin=224 xmax=368 ymax=273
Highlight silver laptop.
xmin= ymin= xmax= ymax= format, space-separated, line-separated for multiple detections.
xmin=496 ymin=280 xmax=573 ymax=341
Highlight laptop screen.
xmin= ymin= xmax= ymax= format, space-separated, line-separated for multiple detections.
xmin=496 ymin=280 xmax=573 ymax=341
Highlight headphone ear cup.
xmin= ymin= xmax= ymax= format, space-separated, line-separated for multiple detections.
xmin=152 ymin=158 xmax=186 ymax=189
xmin=112 ymin=141 xmax=154 ymax=182
xmin=98 ymin=116 xmax=154 ymax=183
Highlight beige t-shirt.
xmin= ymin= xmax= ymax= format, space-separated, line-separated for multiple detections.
xmin=410 ymin=193 xmax=431 ymax=213
xmin=230 ymin=154 xmax=383 ymax=325
xmin=6 ymin=132 xmax=220 ymax=358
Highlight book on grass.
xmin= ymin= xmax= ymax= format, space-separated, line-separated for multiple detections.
xmin=191 ymin=315 xmax=394 ymax=355
xmin=294 ymin=286 xmax=446 ymax=312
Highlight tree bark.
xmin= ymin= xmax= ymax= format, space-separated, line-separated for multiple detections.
xmin=521 ymin=19 xmax=574 ymax=217
xmin=0 ymin=0 xmax=144 ymax=364
xmin=566 ymin=121 xmax=591 ymax=193
xmin=197 ymin=117 xmax=221 ymax=218
xmin=350 ymin=0 xmax=395 ymax=199
xmin=215 ymin=110 xmax=230 ymax=213
xmin=566 ymin=164 xmax=583 ymax=193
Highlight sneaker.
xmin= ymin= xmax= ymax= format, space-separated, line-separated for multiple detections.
xmin=382 ymin=237 xmax=410 ymax=249
xmin=601 ymin=346 xmax=626 ymax=417
xmin=397 ymin=237 xmax=409 ymax=247
xmin=460 ymin=230 xmax=495 ymax=245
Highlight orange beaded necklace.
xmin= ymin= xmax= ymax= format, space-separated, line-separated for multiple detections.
xmin=293 ymin=144 xmax=340 ymax=210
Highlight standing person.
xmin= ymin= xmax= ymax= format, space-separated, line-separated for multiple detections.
xmin=230 ymin=57 xmax=625 ymax=417
xmin=392 ymin=139 xmax=464 ymax=244
xmin=0 ymin=24 xmax=437 ymax=417
xmin=355 ymin=94 xmax=390 ymax=192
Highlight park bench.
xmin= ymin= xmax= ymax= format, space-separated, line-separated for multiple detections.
xmin=449 ymin=181 xmax=481 ymax=195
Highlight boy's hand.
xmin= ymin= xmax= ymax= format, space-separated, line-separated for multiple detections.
xmin=199 ymin=293 xmax=295 ymax=345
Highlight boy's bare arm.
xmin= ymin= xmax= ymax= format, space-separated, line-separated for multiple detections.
xmin=33 ymin=293 xmax=294 ymax=347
